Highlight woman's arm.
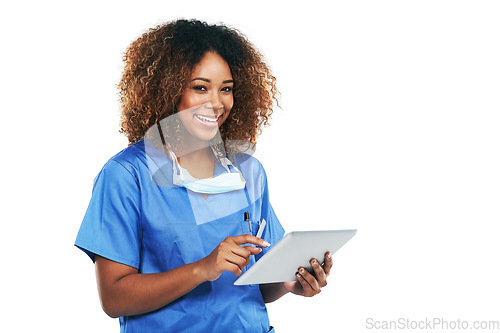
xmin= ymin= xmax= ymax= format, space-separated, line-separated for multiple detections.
xmin=259 ymin=252 xmax=333 ymax=303
xmin=95 ymin=235 xmax=269 ymax=318
xmin=96 ymin=255 xmax=202 ymax=317
xmin=259 ymin=282 xmax=289 ymax=303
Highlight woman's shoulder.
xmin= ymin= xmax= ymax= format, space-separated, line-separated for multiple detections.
xmin=110 ymin=140 xmax=146 ymax=162
xmin=232 ymin=152 xmax=264 ymax=172
xmin=101 ymin=141 xmax=148 ymax=178
xmin=232 ymin=153 xmax=270 ymax=188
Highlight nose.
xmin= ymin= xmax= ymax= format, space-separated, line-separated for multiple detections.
xmin=208 ymin=92 xmax=224 ymax=115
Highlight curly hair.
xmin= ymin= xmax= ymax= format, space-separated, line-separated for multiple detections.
xmin=118 ymin=19 xmax=278 ymax=151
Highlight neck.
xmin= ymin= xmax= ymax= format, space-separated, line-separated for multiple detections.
xmin=178 ymin=146 xmax=215 ymax=179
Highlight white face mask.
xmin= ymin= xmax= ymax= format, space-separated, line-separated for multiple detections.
xmin=168 ymin=146 xmax=246 ymax=194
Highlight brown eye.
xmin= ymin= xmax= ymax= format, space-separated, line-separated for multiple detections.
xmin=192 ymin=85 xmax=207 ymax=92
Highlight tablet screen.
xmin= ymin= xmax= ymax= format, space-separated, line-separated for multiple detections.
xmin=234 ymin=229 xmax=357 ymax=285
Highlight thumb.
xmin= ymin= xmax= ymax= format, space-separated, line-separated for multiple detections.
xmin=284 ymin=281 xmax=301 ymax=295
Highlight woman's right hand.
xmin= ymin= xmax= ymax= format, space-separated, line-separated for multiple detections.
xmin=197 ymin=234 xmax=270 ymax=281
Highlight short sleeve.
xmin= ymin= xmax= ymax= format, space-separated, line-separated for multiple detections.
xmin=75 ymin=159 xmax=142 ymax=269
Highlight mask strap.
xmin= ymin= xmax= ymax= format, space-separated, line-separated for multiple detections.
xmin=209 ymin=145 xmax=248 ymax=179
xmin=155 ymin=123 xmax=180 ymax=175
xmin=243 ymin=183 xmax=251 ymax=207
xmin=169 ymin=144 xmax=244 ymax=179
xmin=222 ymin=152 xmax=250 ymax=205
xmin=165 ymin=145 xmax=181 ymax=176
xmin=210 ymin=145 xmax=232 ymax=173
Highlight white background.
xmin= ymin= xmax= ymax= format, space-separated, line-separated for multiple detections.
xmin=1 ymin=0 xmax=499 ymax=332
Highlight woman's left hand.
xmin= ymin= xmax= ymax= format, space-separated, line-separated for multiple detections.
xmin=283 ymin=252 xmax=333 ymax=297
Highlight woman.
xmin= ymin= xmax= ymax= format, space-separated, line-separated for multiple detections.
xmin=75 ymin=19 xmax=332 ymax=332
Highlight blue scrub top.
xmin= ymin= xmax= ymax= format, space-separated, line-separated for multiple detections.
xmin=75 ymin=141 xmax=284 ymax=332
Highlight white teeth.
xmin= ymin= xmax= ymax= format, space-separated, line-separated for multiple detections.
xmin=195 ymin=114 xmax=219 ymax=123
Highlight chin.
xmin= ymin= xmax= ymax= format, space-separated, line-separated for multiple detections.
xmin=195 ymin=130 xmax=219 ymax=142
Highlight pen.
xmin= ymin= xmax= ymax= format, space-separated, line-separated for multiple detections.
xmin=244 ymin=211 xmax=252 ymax=233
xmin=256 ymin=218 xmax=266 ymax=239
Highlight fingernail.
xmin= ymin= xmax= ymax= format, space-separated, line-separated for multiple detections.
xmin=299 ymin=268 xmax=305 ymax=274
xmin=327 ymin=253 xmax=333 ymax=259
xmin=262 ymin=241 xmax=270 ymax=247
xmin=312 ymin=260 xmax=318 ymax=266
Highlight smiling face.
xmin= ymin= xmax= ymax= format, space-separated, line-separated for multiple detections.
xmin=177 ymin=51 xmax=234 ymax=144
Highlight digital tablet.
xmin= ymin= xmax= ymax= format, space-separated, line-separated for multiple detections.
xmin=234 ymin=229 xmax=357 ymax=285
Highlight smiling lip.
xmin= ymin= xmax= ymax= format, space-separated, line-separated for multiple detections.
xmin=194 ymin=114 xmax=221 ymax=127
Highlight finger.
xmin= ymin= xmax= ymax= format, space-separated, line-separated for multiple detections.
xmin=310 ymin=258 xmax=328 ymax=287
xmin=217 ymin=242 xmax=251 ymax=269
xmin=211 ymin=249 xmax=245 ymax=277
xmin=229 ymin=246 xmax=253 ymax=265
xmin=295 ymin=272 xmax=312 ymax=294
xmin=242 ymin=246 xmax=262 ymax=265
xmin=230 ymin=243 xmax=257 ymax=260
xmin=295 ymin=269 xmax=319 ymax=297
xmin=225 ymin=252 xmax=250 ymax=273
xmin=243 ymin=245 xmax=263 ymax=256
xmin=225 ymin=261 xmax=243 ymax=276
xmin=297 ymin=267 xmax=321 ymax=293
xmin=322 ymin=252 xmax=333 ymax=276
xmin=228 ymin=235 xmax=270 ymax=248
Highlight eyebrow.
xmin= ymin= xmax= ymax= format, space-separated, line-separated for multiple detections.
xmin=191 ymin=77 xmax=234 ymax=84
